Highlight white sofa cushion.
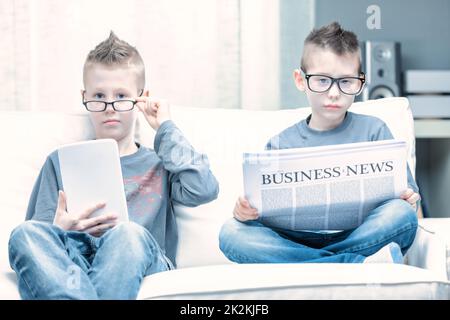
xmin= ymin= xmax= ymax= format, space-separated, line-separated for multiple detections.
xmin=137 ymin=263 xmax=449 ymax=300
xmin=2 ymin=219 xmax=448 ymax=300
xmin=137 ymin=220 xmax=450 ymax=300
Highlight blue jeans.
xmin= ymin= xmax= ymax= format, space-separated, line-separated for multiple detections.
xmin=219 ymin=199 xmax=418 ymax=263
xmin=8 ymin=221 xmax=172 ymax=300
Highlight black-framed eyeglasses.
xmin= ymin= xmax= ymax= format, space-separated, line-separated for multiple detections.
xmin=304 ymin=72 xmax=366 ymax=95
xmin=82 ymin=90 xmax=144 ymax=112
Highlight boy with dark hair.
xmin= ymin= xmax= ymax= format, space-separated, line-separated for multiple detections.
xmin=219 ymin=22 xmax=419 ymax=264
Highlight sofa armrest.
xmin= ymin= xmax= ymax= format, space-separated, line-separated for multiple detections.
xmin=405 ymin=218 xmax=450 ymax=281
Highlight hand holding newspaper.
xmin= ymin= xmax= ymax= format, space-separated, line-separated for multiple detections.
xmin=243 ymin=140 xmax=407 ymax=231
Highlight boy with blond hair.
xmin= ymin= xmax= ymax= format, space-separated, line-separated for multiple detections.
xmin=9 ymin=32 xmax=219 ymax=299
xmin=220 ymin=22 xmax=419 ymax=264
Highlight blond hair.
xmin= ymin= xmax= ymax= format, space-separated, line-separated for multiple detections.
xmin=83 ymin=31 xmax=145 ymax=89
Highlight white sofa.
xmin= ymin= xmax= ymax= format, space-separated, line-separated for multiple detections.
xmin=1 ymin=97 xmax=450 ymax=299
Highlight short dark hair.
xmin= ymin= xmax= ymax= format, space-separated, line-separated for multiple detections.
xmin=301 ymin=22 xmax=361 ymax=73
xmin=83 ymin=31 xmax=145 ymax=89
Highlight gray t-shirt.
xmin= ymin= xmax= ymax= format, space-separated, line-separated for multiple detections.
xmin=25 ymin=120 xmax=219 ymax=266
xmin=265 ymin=112 xmax=418 ymax=194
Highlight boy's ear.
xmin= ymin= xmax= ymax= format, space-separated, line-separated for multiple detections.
xmin=293 ymin=69 xmax=306 ymax=92
xmin=143 ymin=90 xmax=150 ymax=97
xmin=80 ymin=89 xmax=85 ymax=99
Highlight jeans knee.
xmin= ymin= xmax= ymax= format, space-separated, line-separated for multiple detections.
xmin=378 ymin=199 xmax=418 ymax=227
xmin=219 ymin=218 xmax=235 ymax=245
xmin=399 ymin=201 xmax=419 ymax=246
xmin=389 ymin=199 xmax=418 ymax=227
xmin=9 ymin=221 xmax=48 ymax=249
xmin=379 ymin=199 xmax=418 ymax=251
xmin=219 ymin=218 xmax=248 ymax=253
xmin=104 ymin=222 xmax=155 ymax=252
xmin=8 ymin=221 xmax=58 ymax=268
xmin=112 ymin=221 xmax=145 ymax=235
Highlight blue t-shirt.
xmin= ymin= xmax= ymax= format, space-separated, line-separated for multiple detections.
xmin=25 ymin=120 xmax=219 ymax=266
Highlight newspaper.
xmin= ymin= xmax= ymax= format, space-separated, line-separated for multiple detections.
xmin=243 ymin=140 xmax=407 ymax=231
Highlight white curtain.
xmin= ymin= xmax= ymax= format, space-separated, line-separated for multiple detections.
xmin=0 ymin=0 xmax=312 ymax=112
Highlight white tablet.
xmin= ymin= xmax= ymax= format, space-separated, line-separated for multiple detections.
xmin=58 ymin=139 xmax=129 ymax=222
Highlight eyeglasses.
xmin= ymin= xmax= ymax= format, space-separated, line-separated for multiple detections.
xmin=82 ymin=90 xmax=143 ymax=112
xmin=304 ymin=73 xmax=366 ymax=95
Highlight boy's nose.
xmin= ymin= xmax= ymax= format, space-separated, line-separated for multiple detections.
xmin=104 ymin=103 xmax=116 ymax=113
xmin=328 ymin=82 xmax=341 ymax=98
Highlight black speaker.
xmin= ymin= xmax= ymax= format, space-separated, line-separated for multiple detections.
xmin=358 ymin=41 xmax=402 ymax=101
